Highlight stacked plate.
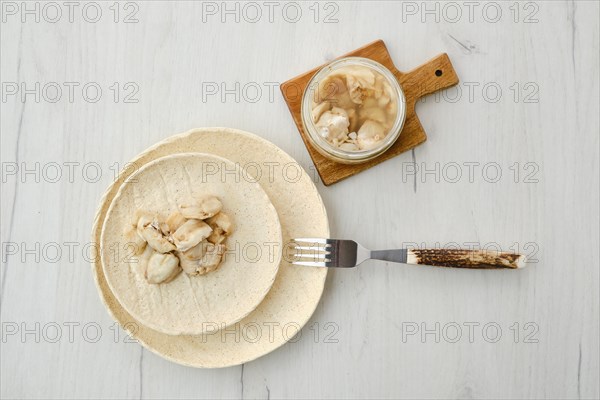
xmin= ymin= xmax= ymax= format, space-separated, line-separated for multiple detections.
xmin=91 ymin=128 xmax=329 ymax=368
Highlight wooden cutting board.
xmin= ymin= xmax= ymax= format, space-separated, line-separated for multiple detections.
xmin=280 ymin=40 xmax=459 ymax=186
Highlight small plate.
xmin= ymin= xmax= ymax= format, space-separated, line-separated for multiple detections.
xmin=100 ymin=152 xmax=282 ymax=336
xmin=91 ymin=128 xmax=329 ymax=367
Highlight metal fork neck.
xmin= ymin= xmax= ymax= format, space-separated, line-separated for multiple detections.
xmin=369 ymin=249 xmax=408 ymax=264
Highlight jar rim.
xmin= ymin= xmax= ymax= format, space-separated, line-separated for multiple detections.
xmin=301 ymin=57 xmax=407 ymax=163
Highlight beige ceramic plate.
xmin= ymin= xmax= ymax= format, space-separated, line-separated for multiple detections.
xmin=92 ymin=128 xmax=329 ymax=367
xmin=100 ymin=153 xmax=282 ymax=336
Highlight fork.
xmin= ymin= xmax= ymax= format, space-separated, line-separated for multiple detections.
xmin=292 ymin=238 xmax=526 ymax=269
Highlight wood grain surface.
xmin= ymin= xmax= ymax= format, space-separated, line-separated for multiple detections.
xmin=1 ymin=1 xmax=599 ymax=399
xmin=280 ymin=40 xmax=459 ymax=185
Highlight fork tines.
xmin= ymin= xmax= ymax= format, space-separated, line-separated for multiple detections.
xmin=291 ymin=238 xmax=334 ymax=267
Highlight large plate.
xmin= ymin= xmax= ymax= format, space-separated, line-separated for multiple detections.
xmin=91 ymin=128 xmax=329 ymax=368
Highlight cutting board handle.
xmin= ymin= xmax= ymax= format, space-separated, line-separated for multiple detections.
xmin=393 ymin=53 xmax=460 ymax=106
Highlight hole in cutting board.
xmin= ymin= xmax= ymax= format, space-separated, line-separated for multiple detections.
xmin=435 ymin=69 xmax=443 ymax=77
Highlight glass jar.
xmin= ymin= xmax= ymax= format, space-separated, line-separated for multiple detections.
xmin=301 ymin=57 xmax=406 ymax=164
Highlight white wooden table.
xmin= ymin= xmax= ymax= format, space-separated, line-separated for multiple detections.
xmin=1 ymin=1 xmax=599 ymax=399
